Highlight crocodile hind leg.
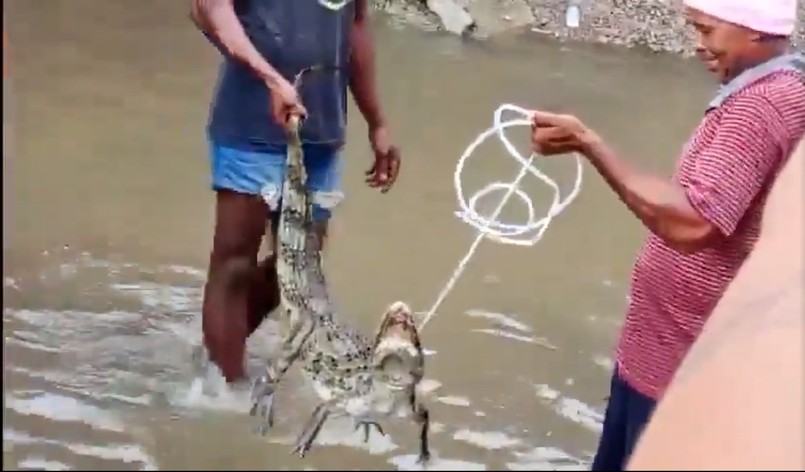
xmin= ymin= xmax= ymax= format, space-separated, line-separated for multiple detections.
xmin=249 ymin=375 xmax=276 ymax=435
xmin=250 ymin=304 xmax=315 ymax=435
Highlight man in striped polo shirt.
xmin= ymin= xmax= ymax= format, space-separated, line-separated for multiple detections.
xmin=529 ymin=0 xmax=804 ymax=469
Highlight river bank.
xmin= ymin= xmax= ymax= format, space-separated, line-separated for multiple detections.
xmin=375 ymin=0 xmax=805 ymax=57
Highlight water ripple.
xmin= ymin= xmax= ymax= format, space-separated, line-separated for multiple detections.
xmin=4 ymin=252 xmax=602 ymax=470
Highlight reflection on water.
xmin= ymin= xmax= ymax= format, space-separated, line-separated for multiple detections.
xmin=5 ymin=0 xmax=716 ymax=469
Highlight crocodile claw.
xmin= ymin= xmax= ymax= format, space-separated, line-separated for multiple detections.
xmin=250 ymin=375 xmax=276 ymax=435
xmin=291 ymin=440 xmax=312 ymax=458
xmin=290 ymin=402 xmax=331 ymax=459
xmin=290 ymin=420 xmax=323 ymax=458
xmin=354 ymin=421 xmax=385 ymax=443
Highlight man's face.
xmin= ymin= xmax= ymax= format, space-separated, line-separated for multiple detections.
xmin=685 ymin=7 xmax=760 ymax=84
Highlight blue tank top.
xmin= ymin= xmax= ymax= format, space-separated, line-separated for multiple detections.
xmin=207 ymin=0 xmax=354 ymax=152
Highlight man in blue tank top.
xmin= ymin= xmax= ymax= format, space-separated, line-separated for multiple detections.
xmin=190 ymin=0 xmax=401 ymax=383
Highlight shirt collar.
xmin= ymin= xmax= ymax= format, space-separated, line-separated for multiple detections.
xmin=707 ymin=51 xmax=805 ymax=111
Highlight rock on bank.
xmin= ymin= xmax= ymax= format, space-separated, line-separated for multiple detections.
xmin=373 ymin=0 xmax=805 ymax=57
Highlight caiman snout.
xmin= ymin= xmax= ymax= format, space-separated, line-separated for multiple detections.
xmin=372 ymin=301 xmax=424 ymax=387
xmin=377 ymin=301 xmax=418 ymax=341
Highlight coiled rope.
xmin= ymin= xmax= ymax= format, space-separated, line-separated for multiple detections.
xmin=417 ymin=104 xmax=584 ymax=330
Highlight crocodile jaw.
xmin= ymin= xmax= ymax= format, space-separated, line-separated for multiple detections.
xmin=372 ymin=301 xmax=424 ymax=388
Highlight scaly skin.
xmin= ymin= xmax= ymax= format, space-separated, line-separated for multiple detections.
xmin=251 ymin=73 xmax=430 ymax=464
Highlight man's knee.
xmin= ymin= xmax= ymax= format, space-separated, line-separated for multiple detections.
xmin=210 ymin=220 xmax=263 ymax=288
xmin=217 ymin=255 xmax=255 ymax=289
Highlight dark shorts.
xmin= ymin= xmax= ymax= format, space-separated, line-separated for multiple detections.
xmin=592 ymin=366 xmax=657 ymax=471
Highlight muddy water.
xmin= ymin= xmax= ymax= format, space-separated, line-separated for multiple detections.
xmin=3 ymin=1 xmax=716 ymax=470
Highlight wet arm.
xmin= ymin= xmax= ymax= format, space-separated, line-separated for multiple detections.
xmin=348 ymin=0 xmax=387 ymax=130
xmin=189 ymin=0 xmax=285 ymax=88
xmin=579 ymin=136 xmax=716 ymax=253
xmin=580 ymin=96 xmax=785 ymax=254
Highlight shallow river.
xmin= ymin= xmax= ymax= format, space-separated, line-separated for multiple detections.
xmin=3 ymin=0 xmax=716 ymax=470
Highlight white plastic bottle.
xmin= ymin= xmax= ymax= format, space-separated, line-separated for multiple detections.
xmin=565 ymin=0 xmax=581 ymax=28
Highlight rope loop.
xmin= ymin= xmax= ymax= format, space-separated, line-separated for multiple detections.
xmin=417 ymin=104 xmax=584 ymax=330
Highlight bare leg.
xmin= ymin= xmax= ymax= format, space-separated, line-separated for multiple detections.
xmin=202 ymin=190 xmax=268 ymax=382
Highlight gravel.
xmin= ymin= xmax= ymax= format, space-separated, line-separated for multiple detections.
xmin=374 ymin=0 xmax=805 ymax=57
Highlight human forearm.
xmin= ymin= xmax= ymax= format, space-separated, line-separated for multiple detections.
xmin=190 ymin=0 xmax=285 ymax=88
xmin=348 ymin=6 xmax=386 ymax=130
xmin=580 ymin=134 xmax=715 ymax=252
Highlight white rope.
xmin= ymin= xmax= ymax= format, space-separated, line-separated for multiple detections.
xmin=417 ymin=104 xmax=584 ymax=330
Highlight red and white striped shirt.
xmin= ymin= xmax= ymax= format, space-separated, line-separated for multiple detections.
xmin=616 ymin=68 xmax=805 ymax=401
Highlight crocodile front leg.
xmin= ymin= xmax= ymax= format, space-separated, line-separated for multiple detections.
xmin=291 ymin=400 xmax=335 ymax=458
xmin=291 ymin=392 xmax=383 ymax=458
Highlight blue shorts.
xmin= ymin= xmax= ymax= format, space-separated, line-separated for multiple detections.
xmin=209 ymin=141 xmax=344 ymax=222
xmin=591 ymin=366 xmax=657 ymax=471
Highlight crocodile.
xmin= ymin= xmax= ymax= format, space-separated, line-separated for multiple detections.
xmin=250 ymin=69 xmax=430 ymax=464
